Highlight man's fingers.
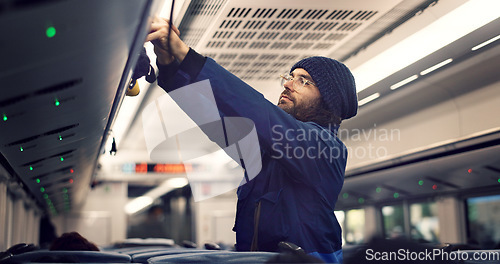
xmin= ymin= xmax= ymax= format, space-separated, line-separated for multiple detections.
xmin=145 ymin=30 xmax=165 ymax=42
xmin=148 ymin=21 xmax=180 ymax=39
xmin=170 ymin=23 xmax=181 ymax=36
xmin=160 ymin=18 xmax=181 ymax=35
xmin=148 ymin=21 xmax=167 ymax=33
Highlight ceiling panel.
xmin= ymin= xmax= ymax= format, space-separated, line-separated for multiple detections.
xmin=178 ymin=0 xmax=402 ymax=81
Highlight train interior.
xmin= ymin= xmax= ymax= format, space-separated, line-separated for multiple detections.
xmin=1 ymin=0 xmax=500 ymax=263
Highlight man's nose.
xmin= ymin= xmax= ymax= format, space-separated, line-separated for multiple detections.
xmin=283 ymin=79 xmax=295 ymax=92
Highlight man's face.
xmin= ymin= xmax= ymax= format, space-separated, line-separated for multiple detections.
xmin=277 ymin=68 xmax=322 ymax=120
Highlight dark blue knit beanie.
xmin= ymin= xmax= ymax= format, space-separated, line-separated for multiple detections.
xmin=291 ymin=56 xmax=358 ymax=120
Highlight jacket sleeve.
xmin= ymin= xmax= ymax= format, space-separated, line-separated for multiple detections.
xmin=157 ymin=49 xmax=346 ymax=186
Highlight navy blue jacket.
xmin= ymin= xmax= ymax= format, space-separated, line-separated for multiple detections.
xmin=157 ymin=49 xmax=346 ymax=263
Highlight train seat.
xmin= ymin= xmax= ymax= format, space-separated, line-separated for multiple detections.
xmin=131 ymin=249 xmax=216 ymax=263
xmin=147 ymin=251 xmax=278 ymax=264
xmin=6 ymin=250 xmax=131 ymax=263
xmin=108 ymin=246 xmax=176 ymax=254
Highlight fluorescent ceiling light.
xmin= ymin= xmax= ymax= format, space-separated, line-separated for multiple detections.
xmin=353 ymin=0 xmax=500 ymax=92
xmin=471 ymin=34 xmax=500 ymax=51
xmin=166 ymin=177 xmax=189 ymax=188
xmin=124 ymin=176 xmax=189 ymax=214
xmin=420 ymin=59 xmax=453 ymax=75
xmin=358 ymin=93 xmax=380 ymax=106
xmin=125 ymin=196 xmax=153 ymax=214
xmin=390 ymin=75 xmax=418 ymax=90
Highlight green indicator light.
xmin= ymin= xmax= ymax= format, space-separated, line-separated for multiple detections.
xmin=358 ymin=198 xmax=365 ymax=204
xmin=394 ymin=192 xmax=400 ymax=198
xmin=46 ymin=26 xmax=56 ymax=38
xmin=40 ymin=187 xmax=45 ymax=192
xmin=342 ymin=193 xmax=349 ymax=199
xmin=36 ymin=179 xmax=40 ymax=183
xmin=20 ymin=146 xmax=24 ymax=152
xmin=59 ymin=135 xmax=63 ymax=141
xmin=376 ymin=187 xmax=382 ymax=193
xmin=2 ymin=114 xmax=7 ymax=121
xmin=60 ymin=156 xmax=64 ymax=161
xmin=54 ymin=99 xmax=60 ymax=106
xmin=29 ymin=166 xmax=33 ymax=171
xmin=63 ymin=188 xmax=67 ymax=193
xmin=418 ymin=180 xmax=424 ymax=186
xmin=497 ymin=178 xmax=500 ymax=183
xmin=43 ymin=194 xmax=49 ymax=199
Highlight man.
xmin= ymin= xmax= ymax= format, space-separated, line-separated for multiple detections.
xmin=146 ymin=17 xmax=357 ymax=263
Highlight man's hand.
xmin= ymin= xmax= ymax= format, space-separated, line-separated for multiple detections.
xmin=146 ymin=17 xmax=189 ymax=65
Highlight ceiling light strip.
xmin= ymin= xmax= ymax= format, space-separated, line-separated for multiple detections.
xmin=352 ymin=0 xmax=500 ymax=92
xmin=420 ymin=58 xmax=453 ymax=75
xmin=471 ymin=34 xmax=500 ymax=51
xmin=358 ymin=93 xmax=380 ymax=106
xmin=390 ymin=75 xmax=418 ymax=90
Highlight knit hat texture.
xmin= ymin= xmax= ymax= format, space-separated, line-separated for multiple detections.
xmin=291 ymin=56 xmax=358 ymax=120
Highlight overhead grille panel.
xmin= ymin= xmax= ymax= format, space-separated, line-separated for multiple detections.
xmin=179 ymin=0 xmax=402 ymax=80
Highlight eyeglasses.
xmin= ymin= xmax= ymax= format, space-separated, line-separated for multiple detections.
xmin=279 ymin=73 xmax=316 ymax=91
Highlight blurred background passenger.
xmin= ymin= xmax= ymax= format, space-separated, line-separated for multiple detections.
xmin=50 ymin=232 xmax=99 ymax=251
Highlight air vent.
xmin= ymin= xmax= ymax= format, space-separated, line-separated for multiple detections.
xmin=0 ymin=78 xmax=81 ymax=108
xmin=248 ymin=42 xmax=269 ymax=49
xmin=35 ymin=79 xmax=82 ymax=95
xmin=43 ymin=176 xmax=74 ymax=187
xmin=313 ymin=43 xmax=334 ymax=49
xmin=20 ymin=149 xmax=75 ymax=167
xmin=259 ymin=32 xmax=279 ymax=40
xmin=227 ymin=7 xmax=252 ymax=18
xmin=485 ymin=165 xmax=500 ymax=173
xmin=351 ymin=10 xmax=378 ymax=21
xmin=181 ymin=0 xmax=401 ymax=81
xmin=425 ymin=176 xmax=460 ymax=189
xmin=31 ymin=166 xmax=74 ymax=180
xmin=178 ymin=0 xmax=229 ymax=47
xmin=0 ymin=0 xmax=66 ymax=14
xmin=4 ymin=123 xmax=79 ymax=147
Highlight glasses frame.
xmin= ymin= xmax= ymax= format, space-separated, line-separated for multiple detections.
xmin=279 ymin=73 xmax=316 ymax=92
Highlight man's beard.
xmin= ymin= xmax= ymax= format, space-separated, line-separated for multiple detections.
xmin=278 ymin=91 xmax=322 ymax=122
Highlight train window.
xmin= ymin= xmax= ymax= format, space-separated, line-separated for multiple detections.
xmin=345 ymin=209 xmax=365 ymax=244
xmin=5 ymin=192 xmax=13 ymax=248
xmin=467 ymin=194 xmax=500 ymax=249
xmin=334 ymin=211 xmax=345 ymax=245
xmin=0 ymin=183 xmax=6 ymax=250
xmin=409 ymin=202 xmax=439 ymax=243
xmin=382 ymin=205 xmax=405 ymax=239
